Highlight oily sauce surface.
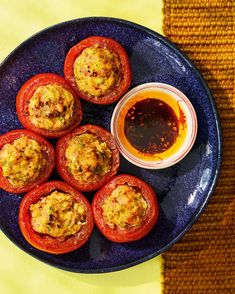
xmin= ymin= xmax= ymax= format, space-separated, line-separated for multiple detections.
xmin=124 ymin=98 xmax=179 ymax=154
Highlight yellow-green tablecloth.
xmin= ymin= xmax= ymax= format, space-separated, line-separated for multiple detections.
xmin=0 ymin=1 xmax=163 ymax=293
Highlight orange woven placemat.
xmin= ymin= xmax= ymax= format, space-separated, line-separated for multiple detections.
xmin=162 ymin=0 xmax=235 ymax=293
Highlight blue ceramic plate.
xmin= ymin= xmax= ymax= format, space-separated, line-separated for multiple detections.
xmin=0 ymin=17 xmax=221 ymax=273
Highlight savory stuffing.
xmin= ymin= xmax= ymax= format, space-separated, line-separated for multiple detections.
xmin=0 ymin=136 xmax=46 ymax=187
xmin=73 ymin=44 xmax=122 ymax=97
xmin=28 ymin=84 xmax=75 ymax=130
xmin=65 ymin=133 xmax=112 ymax=183
xmin=30 ymin=190 xmax=86 ymax=238
xmin=102 ymin=184 xmax=147 ymax=229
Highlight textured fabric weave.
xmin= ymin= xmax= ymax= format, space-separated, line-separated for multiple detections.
xmin=163 ymin=0 xmax=235 ymax=293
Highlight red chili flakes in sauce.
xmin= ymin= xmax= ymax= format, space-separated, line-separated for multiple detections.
xmin=124 ymin=98 xmax=179 ymax=154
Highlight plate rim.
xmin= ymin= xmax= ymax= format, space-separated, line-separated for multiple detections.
xmin=0 ymin=16 xmax=222 ymax=273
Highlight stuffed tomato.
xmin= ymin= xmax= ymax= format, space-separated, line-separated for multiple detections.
xmin=56 ymin=124 xmax=120 ymax=192
xmin=18 ymin=181 xmax=94 ymax=254
xmin=64 ymin=36 xmax=132 ymax=105
xmin=0 ymin=129 xmax=55 ymax=194
xmin=92 ymin=174 xmax=159 ymax=243
xmin=16 ymin=73 xmax=82 ymax=138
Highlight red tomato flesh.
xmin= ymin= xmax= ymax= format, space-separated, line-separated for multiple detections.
xmin=92 ymin=174 xmax=159 ymax=243
xmin=18 ymin=181 xmax=94 ymax=254
xmin=56 ymin=124 xmax=120 ymax=192
xmin=0 ymin=129 xmax=55 ymax=194
xmin=16 ymin=73 xmax=82 ymax=138
xmin=64 ymin=36 xmax=132 ymax=105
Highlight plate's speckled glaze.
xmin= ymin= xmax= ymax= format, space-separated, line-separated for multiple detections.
xmin=0 ymin=17 xmax=221 ymax=273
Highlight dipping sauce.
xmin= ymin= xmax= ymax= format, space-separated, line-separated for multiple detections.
xmin=124 ymin=98 xmax=179 ymax=154
xmin=113 ymin=85 xmax=193 ymax=167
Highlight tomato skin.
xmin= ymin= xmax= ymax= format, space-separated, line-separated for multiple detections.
xmin=16 ymin=73 xmax=83 ymax=138
xmin=0 ymin=129 xmax=55 ymax=194
xmin=56 ymin=124 xmax=120 ymax=192
xmin=18 ymin=181 xmax=94 ymax=254
xmin=92 ymin=174 xmax=159 ymax=243
xmin=64 ymin=36 xmax=132 ymax=105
